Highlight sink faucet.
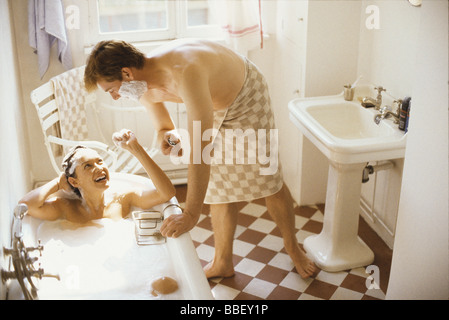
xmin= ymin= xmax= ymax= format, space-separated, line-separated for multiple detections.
xmin=374 ymin=100 xmax=401 ymax=125
xmin=361 ymin=86 xmax=386 ymax=109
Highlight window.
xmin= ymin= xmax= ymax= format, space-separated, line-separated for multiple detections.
xmin=98 ymin=0 xmax=169 ymax=33
xmin=87 ymin=0 xmax=221 ymax=45
xmin=186 ymin=0 xmax=217 ymax=27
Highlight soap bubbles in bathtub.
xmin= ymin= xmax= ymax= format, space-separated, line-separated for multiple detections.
xmin=35 ymin=218 xmax=181 ymax=299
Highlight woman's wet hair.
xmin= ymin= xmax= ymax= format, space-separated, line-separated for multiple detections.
xmin=61 ymin=145 xmax=87 ymax=198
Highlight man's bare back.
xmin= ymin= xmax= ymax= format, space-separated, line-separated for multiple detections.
xmin=139 ymin=39 xmax=246 ymax=111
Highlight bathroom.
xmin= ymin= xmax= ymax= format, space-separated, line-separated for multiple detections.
xmin=0 ymin=0 xmax=447 ymax=300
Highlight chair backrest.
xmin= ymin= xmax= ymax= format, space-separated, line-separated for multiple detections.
xmin=30 ymin=66 xmax=97 ymax=174
xmin=51 ymin=66 xmax=94 ymax=145
xmin=30 ymin=81 xmax=65 ymax=174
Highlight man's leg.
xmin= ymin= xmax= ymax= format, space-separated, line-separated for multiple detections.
xmin=265 ymin=183 xmax=317 ymax=278
xmin=203 ymin=202 xmax=238 ymax=279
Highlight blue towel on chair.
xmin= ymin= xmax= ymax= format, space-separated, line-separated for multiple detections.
xmin=28 ymin=0 xmax=73 ymax=78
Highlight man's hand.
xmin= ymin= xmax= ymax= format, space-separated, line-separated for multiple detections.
xmin=160 ymin=209 xmax=198 ymax=238
xmin=160 ymin=130 xmax=182 ymax=156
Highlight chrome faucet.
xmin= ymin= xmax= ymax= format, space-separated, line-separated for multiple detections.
xmin=1 ymin=204 xmax=60 ymax=300
xmin=374 ymin=100 xmax=401 ymax=125
xmin=361 ymin=86 xmax=386 ymax=109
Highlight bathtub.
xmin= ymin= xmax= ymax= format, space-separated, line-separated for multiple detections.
xmin=8 ymin=173 xmax=213 ymax=300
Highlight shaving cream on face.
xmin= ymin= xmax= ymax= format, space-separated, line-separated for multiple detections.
xmin=118 ymin=80 xmax=148 ymax=102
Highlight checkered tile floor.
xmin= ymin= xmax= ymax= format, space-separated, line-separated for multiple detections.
xmin=176 ymin=185 xmax=392 ymax=300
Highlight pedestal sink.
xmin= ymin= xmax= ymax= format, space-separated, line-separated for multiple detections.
xmin=288 ymin=92 xmax=406 ymax=272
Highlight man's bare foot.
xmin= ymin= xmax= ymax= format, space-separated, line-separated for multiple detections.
xmin=295 ymin=255 xmax=318 ymax=278
xmin=287 ymin=244 xmax=318 ymax=278
xmin=203 ymin=260 xmax=235 ymax=279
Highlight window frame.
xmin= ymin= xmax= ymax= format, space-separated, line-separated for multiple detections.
xmin=86 ymin=0 xmax=222 ymax=46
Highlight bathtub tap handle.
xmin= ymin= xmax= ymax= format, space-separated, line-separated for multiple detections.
xmin=25 ymin=240 xmax=44 ymax=256
xmin=32 ymin=266 xmax=61 ymax=281
xmin=26 ymin=256 xmax=39 ymax=265
xmin=1 ymin=270 xmax=16 ymax=283
xmin=41 ymin=273 xmax=61 ymax=281
xmin=3 ymin=246 xmax=13 ymax=256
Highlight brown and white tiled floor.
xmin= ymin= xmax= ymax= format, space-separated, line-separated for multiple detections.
xmin=175 ymin=185 xmax=393 ymax=300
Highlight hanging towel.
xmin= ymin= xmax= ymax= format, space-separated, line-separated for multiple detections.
xmin=28 ymin=0 xmax=73 ymax=78
xmin=215 ymin=0 xmax=263 ymax=56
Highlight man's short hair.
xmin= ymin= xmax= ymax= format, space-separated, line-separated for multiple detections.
xmin=84 ymin=40 xmax=145 ymax=92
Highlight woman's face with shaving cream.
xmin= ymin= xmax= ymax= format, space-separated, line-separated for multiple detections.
xmin=68 ymin=149 xmax=110 ymax=193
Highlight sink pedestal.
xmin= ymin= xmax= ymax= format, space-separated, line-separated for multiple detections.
xmin=304 ymin=161 xmax=374 ymax=272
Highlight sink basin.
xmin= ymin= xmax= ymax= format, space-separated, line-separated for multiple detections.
xmin=308 ymin=103 xmax=393 ymax=139
xmin=288 ymin=93 xmax=407 ymax=272
xmin=288 ymin=95 xmax=407 ymax=164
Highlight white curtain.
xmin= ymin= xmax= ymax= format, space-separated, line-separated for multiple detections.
xmin=214 ymin=0 xmax=263 ymax=55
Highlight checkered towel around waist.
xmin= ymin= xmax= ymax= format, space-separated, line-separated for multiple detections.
xmin=204 ymin=58 xmax=284 ymax=204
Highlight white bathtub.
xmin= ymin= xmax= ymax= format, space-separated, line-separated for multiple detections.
xmin=8 ymin=173 xmax=213 ymax=300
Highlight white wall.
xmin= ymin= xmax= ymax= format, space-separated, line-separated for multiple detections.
xmin=10 ymin=0 xmax=85 ymax=184
xmin=386 ymin=0 xmax=448 ymax=300
xmin=356 ymin=0 xmax=421 ymax=248
xmin=304 ymin=0 xmax=361 ymax=97
xmin=357 ymin=0 xmax=421 ymax=98
xmin=0 ymin=0 xmax=33 ymax=299
xmin=271 ymin=0 xmax=362 ymax=205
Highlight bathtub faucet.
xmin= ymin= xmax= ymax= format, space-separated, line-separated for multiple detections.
xmin=361 ymin=86 xmax=386 ymax=109
xmin=1 ymin=204 xmax=60 ymax=300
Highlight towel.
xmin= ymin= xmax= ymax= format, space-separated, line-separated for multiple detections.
xmin=216 ymin=0 xmax=263 ymax=55
xmin=204 ymin=58 xmax=283 ymax=204
xmin=28 ymin=0 xmax=73 ymax=78
xmin=50 ymin=66 xmax=92 ymax=154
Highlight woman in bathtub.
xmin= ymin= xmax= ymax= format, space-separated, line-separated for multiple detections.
xmin=19 ymin=129 xmax=175 ymax=223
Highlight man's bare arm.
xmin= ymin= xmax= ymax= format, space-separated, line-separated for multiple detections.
xmin=159 ymin=64 xmax=214 ymax=238
xmin=140 ymin=99 xmax=180 ymax=153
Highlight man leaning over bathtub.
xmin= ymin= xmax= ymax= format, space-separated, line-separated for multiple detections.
xmin=84 ymin=39 xmax=317 ymax=279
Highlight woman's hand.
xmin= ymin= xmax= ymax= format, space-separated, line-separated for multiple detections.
xmin=58 ymin=172 xmax=73 ymax=194
xmin=112 ymin=129 xmax=139 ymax=153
